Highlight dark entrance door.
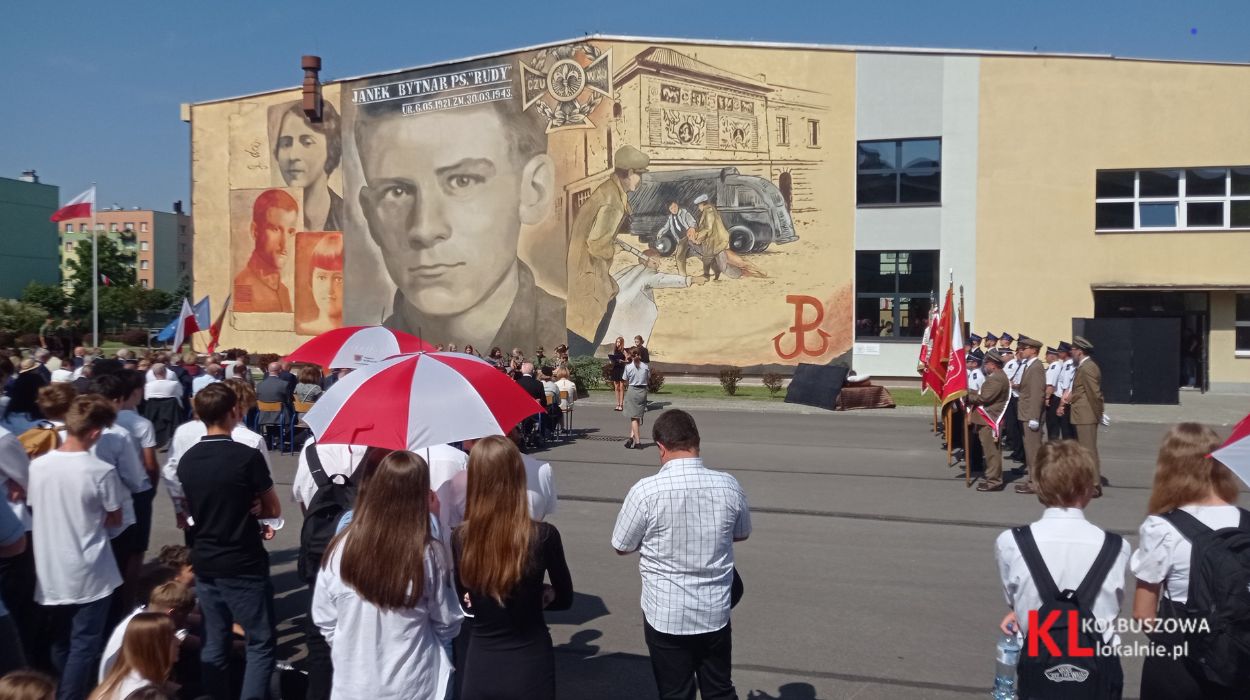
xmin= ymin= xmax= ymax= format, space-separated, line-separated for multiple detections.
xmin=1073 ymin=317 xmax=1181 ymax=404
xmin=1092 ymin=290 xmax=1209 ymax=394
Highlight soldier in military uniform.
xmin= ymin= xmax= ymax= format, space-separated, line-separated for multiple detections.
xmin=566 ymin=145 xmax=651 ymax=356
xmin=1054 ymin=341 xmax=1078 ymax=439
xmin=1063 ymin=335 xmax=1105 ymax=496
xmin=999 ymin=337 xmax=1024 ymax=463
xmin=968 ymin=349 xmax=1010 ymax=492
xmin=1013 ymin=337 xmax=1047 ymax=494
xmin=674 ymin=193 xmax=731 ymax=280
xmin=964 ymin=349 xmax=986 ymax=471
xmin=982 ymin=332 xmax=998 ymax=352
xmin=1043 ymin=346 xmax=1063 ymax=441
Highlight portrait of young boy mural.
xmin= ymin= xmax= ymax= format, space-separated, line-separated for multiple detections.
xmin=200 ymin=39 xmax=854 ymax=364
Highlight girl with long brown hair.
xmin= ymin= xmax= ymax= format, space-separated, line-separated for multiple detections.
xmin=454 ymin=435 xmax=573 ymax=700
xmin=312 ymin=450 xmax=462 ymax=700
xmin=89 ymin=613 xmax=177 ymax=700
xmin=1130 ymin=422 xmax=1246 ymax=699
xmin=608 ymin=336 xmax=628 ymax=411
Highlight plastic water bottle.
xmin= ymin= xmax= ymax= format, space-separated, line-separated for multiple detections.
xmin=992 ymin=624 xmax=1020 ymax=700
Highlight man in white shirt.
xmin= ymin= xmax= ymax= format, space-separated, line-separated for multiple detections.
xmin=1043 ymin=346 xmax=1063 ymax=441
xmin=612 ymin=409 xmax=750 ymax=700
xmin=1053 ymin=341 xmax=1078 ymax=440
xmin=145 ymin=363 xmax=184 ymax=400
xmin=994 ymin=441 xmax=1129 ymax=649
xmin=29 ymin=395 xmax=125 ymax=700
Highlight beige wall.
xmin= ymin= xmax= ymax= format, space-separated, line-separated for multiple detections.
xmin=975 ymin=57 xmax=1250 ymax=382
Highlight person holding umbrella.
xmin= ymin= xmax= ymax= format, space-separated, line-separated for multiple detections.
xmin=623 ymin=348 xmax=650 ymax=450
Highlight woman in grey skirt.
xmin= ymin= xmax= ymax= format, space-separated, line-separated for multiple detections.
xmin=622 ymin=349 xmax=650 ymax=449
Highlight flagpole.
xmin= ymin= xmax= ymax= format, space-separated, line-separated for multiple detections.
xmin=960 ymin=284 xmax=970 ymax=487
xmin=91 ymin=183 xmax=98 ymax=348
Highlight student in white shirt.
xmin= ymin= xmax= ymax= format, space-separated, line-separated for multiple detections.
xmin=1130 ymin=423 xmax=1246 ymax=700
xmin=89 ymin=612 xmax=178 ymax=700
xmin=29 ymin=395 xmax=125 ymax=700
xmin=98 ymin=579 xmax=196 ymax=683
xmin=312 ymin=451 xmax=463 ymax=700
xmin=995 ymin=441 xmax=1129 ymax=684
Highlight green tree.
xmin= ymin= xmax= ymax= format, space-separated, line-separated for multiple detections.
xmin=66 ymin=235 xmax=137 ymax=316
xmin=20 ymin=282 xmax=69 ymax=316
xmin=0 ymin=300 xmax=49 ymax=334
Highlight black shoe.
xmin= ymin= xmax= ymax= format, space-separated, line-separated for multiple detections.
xmin=634 ymin=442 xmax=644 ymax=449
xmin=624 ymin=438 xmax=634 ymax=449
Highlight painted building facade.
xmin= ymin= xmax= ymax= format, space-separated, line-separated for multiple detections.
xmin=187 ymin=36 xmax=1250 ymax=389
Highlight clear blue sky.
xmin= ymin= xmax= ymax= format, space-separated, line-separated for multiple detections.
xmin=2 ymin=0 xmax=1246 ymax=211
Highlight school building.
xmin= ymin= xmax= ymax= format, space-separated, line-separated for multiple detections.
xmin=186 ymin=36 xmax=1250 ymax=391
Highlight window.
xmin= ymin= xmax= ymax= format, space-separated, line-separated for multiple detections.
xmin=64 ymin=241 xmax=73 ymax=251
xmin=123 ymin=222 xmax=134 ymax=231
xmin=140 ymin=241 xmax=149 ymax=251
xmin=64 ymin=224 xmax=74 ymax=233
xmin=96 ymin=223 xmax=105 ymax=232
xmin=140 ymin=260 xmax=149 ymax=270
xmin=141 ymin=222 xmax=149 ymax=232
xmin=109 ymin=223 xmax=118 ymax=232
xmin=806 ymin=119 xmax=820 ymax=148
xmin=776 ymin=116 xmax=790 ymax=146
xmin=857 ymin=138 xmax=942 ymax=206
xmin=140 ymin=279 xmax=149 ymax=289
xmin=855 ymin=251 xmax=939 ymax=340
xmin=1095 ymin=167 xmax=1250 ymax=231
xmin=1237 ymin=293 xmax=1250 ymax=356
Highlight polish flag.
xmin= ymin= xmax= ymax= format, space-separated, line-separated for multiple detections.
xmin=171 ymin=298 xmax=199 ymax=351
xmin=206 ymin=294 xmax=231 ymax=353
xmin=50 ymin=187 xmax=95 ymax=222
xmin=941 ymin=302 xmax=968 ymax=407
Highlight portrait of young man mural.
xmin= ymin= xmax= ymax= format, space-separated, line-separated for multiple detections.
xmin=344 ymin=59 xmax=567 ymax=352
xmin=231 ymin=188 xmax=301 ymax=314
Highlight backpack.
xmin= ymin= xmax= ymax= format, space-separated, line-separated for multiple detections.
xmin=1012 ymin=526 xmax=1124 ymax=700
xmin=1159 ymin=508 xmax=1250 ymax=689
xmin=297 ymin=442 xmax=358 ymax=583
xmin=18 ymin=422 xmax=62 ymax=459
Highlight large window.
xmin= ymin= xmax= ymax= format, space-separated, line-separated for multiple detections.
xmin=1096 ymin=167 xmax=1250 ymax=231
xmin=806 ymin=119 xmax=821 ymax=148
xmin=857 ymin=138 xmax=941 ymax=206
xmin=1237 ymin=293 xmax=1250 ymax=356
xmin=855 ymin=250 xmax=939 ymax=340
xmin=776 ymin=116 xmax=790 ymax=146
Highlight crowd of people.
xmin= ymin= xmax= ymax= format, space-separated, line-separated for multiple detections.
xmin=0 ymin=335 xmax=746 ymax=700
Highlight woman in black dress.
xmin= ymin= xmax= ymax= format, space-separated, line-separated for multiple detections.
xmin=453 ymin=436 xmax=574 ymax=700
xmin=608 ymin=336 xmax=627 ymax=412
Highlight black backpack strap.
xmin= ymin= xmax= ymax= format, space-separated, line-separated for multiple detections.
xmin=1239 ymin=507 xmax=1250 ymax=531
xmin=305 ymin=440 xmax=330 ymax=489
xmin=1075 ymin=532 xmax=1123 ymax=610
xmin=1012 ymin=526 xmax=1061 ymax=602
xmin=1159 ymin=509 xmax=1213 ymax=543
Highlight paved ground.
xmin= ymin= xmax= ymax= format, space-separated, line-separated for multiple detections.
xmin=145 ymin=397 xmax=1249 ymax=699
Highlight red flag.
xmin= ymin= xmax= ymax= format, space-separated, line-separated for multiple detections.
xmin=99 ymin=273 xmax=112 ymax=287
xmin=206 ymin=294 xmax=231 ymax=353
xmin=941 ymin=305 xmax=968 ymax=407
xmin=50 ymin=187 xmax=95 ymax=222
xmin=922 ymin=288 xmax=953 ymax=396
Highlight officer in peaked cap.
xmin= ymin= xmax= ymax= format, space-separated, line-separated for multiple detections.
xmin=1054 ymin=341 xmax=1078 ymax=440
xmin=1064 ymin=336 xmax=1106 ymax=495
xmin=998 ymin=332 xmax=1015 ymax=349
xmin=982 ymin=332 xmax=998 ymax=351
xmin=1000 ymin=338 xmax=1024 ymax=463
xmin=1044 ymin=346 xmax=1063 ymax=440
xmin=967 ymin=349 xmax=1010 ymax=491
xmin=1012 ymin=336 xmax=1046 ymax=494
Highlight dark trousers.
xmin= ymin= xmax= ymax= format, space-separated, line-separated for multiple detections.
xmin=303 ymin=578 xmax=332 ymax=700
xmin=198 ymin=575 xmax=276 ymax=700
xmin=47 ymin=596 xmax=113 ymax=700
xmin=1002 ymin=397 xmax=1021 ymax=455
xmin=1045 ymin=395 xmax=1063 ymax=441
xmin=0 ymin=614 xmax=26 ymax=676
xmin=643 ymin=619 xmax=737 ymax=700
xmin=0 ymin=539 xmax=44 ymax=670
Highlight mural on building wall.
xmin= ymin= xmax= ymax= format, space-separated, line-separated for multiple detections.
xmin=204 ymin=41 xmax=853 ymax=364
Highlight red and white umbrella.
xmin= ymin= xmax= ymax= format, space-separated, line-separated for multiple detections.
xmin=1213 ymin=412 xmax=1250 ymax=488
xmin=302 ymin=352 xmax=543 ymax=451
xmin=284 ymin=326 xmax=434 ymax=370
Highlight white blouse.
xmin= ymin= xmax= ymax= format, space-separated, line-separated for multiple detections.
xmin=1130 ymin=503 xmax=1242 ymax=604
xmin=312 ymin=535 xmax=464 ymax=700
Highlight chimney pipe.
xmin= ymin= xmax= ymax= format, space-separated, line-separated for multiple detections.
xmin=302 ymin=55 xmax=323 ymax=122
xmin=18 ymin=169 xmax=38 ymax=183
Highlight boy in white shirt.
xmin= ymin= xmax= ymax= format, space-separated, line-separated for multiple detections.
xmin=29 ymin=394 xmax=126 ymax=700
xmin=994 ymin=440 xmax=1129 ymax=696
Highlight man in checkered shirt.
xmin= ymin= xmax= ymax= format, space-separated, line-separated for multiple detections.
xmin=612 ymin=409 xmax=751 ymax=700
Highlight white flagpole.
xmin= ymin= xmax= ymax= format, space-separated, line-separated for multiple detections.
xmin=91 ymin=183 xmax=98 ymax=348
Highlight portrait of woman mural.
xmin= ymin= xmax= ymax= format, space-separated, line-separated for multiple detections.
xmin=296 ymin=233 xmax=344 ymax=336
xmin=272 ymin=100 xmax=343 ymax=231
